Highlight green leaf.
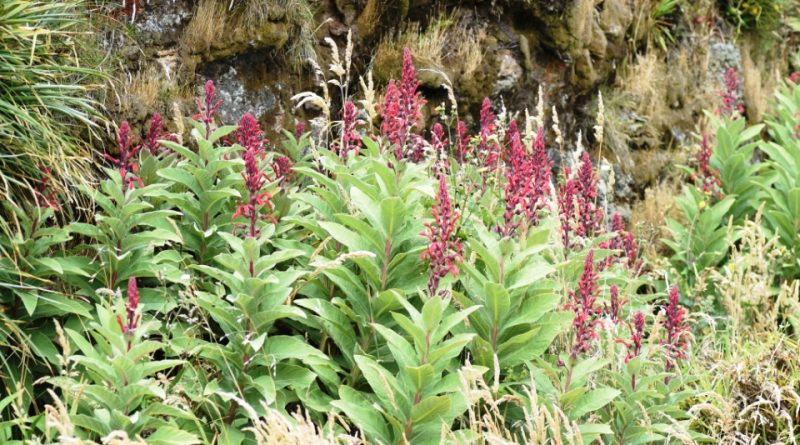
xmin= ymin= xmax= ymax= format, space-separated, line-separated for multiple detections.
xmin=484 ymin=282 xmax=510 ymax=326
xmin=332 ymin=386 xmax=391 ymax=444
xmin=405 ymin=364 xmax=435 ymax=392
xmin=17 ymin=291 xmax=38 ymax=316
xmin=146 ymin=426 xmax=201 ymax=445
xmin=569 ymin=388 xmax=621 ymax=420
xmin=410 ymin=395 xmax=451 ymax=425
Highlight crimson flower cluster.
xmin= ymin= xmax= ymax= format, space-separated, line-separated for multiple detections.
xmin=621 ymin=311 xmax=646 ymax=389
xmin=380 ymin=48 xmax=426 ymax=161
xmin=195 ymin=80 xmax=222 ymax=137
xmin=104 ymin=121 xmax=144 ymax=191
xmin=623 ymin=311 xmax=646 ymax=363
xmin=430 ymin=123 xmax=448 ymax=176
xmin=557 ymin=152 xmax=603 ymax=251
xmin=34 ymin=166 xmax=60 ymax=211
xmin=142 ymin=113 xmax=164 ymax=154
xmin=605 ymin=284 xmax=626 ymax=325
xmin=115 ymin=277 xmax=142 ymax=351
xmin=233 ymin=114 xmax=275 ymax=241
xmin=476 ymin=98 xmax=501 ymax=171
xmin=455 ymin=120 xmax=471 ymax=164
xmin=337 ymin=101 xmax=362 ymax=160
xmin=421 ymin=175 xmax=463 ymax=296
xmin=567 ymin=250 xmax=602 ymax=359
xmin=719 ymin=67 xmax=745 ymax=116
xmin=575 ymin=151 xmax=603 ymax=236
xmin=557 ymin=168 xmax=578 ymax=250
xmin=661 ymin=285 xmax=690 ymax=373
xmin=271 ymin=155 xmax=294 ymax=187
xmin=600 ymin=213 xmax=640 ymax=272
xmin=500 ymin=122 xmax=551 ymax=235
xmin=295 ymin=120 xmax=306 ymax=139
xmin=691 ymin=133 xmax=723 ymax=199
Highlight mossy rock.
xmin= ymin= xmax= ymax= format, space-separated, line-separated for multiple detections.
xmin=202 ymin=21 xmax=290 ymax=62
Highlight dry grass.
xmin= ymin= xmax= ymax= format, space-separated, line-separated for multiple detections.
xmin=710 ymin=209 xmax=787 ymax=336
xmin=372 ymin=15 xmax=484 ymax=87
xmin=630 ymin=179 xmax=682 ymax=262
xmin=690 ymin=333 xmax=800 ymax=444
xmin=182 ymin=0 xmax=226 ymax=55
xmin=602 ymin=53 xmax=671 ymax=171
xmin=453 ymin=363 xmax=585 ymax=445
xmin=239 ymin=0 xmax=316 ymax=65
xmin=117 ymin=65 xmax=172 ymax=114
xmin=183 ymin=0 xmax=314 ymax=69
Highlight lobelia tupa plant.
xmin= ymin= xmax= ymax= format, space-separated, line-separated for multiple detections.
xmin=6 ymin=45 xmax=721 ymax=445
xmin=420 ymin=174 xmax=462 ymax=296
xmin=661 ymin=285 xmax=690 ymax=376
xmin=115 ymin=277 xmax=142 ymax=351
xmin=104 ymin=121 xmax=144 ymax=191
xmin=564 ymin=250 xmax=603 ymax=387
xmin=380 ymin=47 xmax=426 ymax=161
xmin=232 ymin=113 xmax=276 ymax=244
xmin=500 ymin=121 xmax=551 ymax=236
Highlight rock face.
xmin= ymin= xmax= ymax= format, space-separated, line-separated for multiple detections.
xmin=121 ymin=0 xmax=644 ymax=130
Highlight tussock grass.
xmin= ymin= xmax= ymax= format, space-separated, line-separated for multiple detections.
xmin=0 ymin=0 xmax=104 ymax=200
xmin=182 ymin=0 xmax=315 ymax=70
xmin=373 ymin=15 xmax=484 ymax=86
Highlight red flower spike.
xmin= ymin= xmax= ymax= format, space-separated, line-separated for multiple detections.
xmin=558 ymin=152 xmax=603 ymax=251
xmin=605 ymin=285 xmax=626 ymax=324
xmin=557 ymin=169 xmax=578 ymax=251
xmin=567 ymin=250 xmax=602 ymax=359
xmin=599 ymin=213 xmax=641 ymax=273
xmin=143 ymin=113 xmax=163 ymax=154
xmin=380 ymin=48 xmax=426 ymax=161
xmin=295 ymin=120 xmax=306 ymax=139
xmin=661 ymin=285 xmax=690 ymax=373
xmin=431 ymin=123 xmax=448 ymax=176
xmin=420 ymin=174 xmax=463 ymax=296
xmin=575 ymin=152 xmax=603 ymax=237
xmin=233 ymin=114 xmax=276 ymax=241
xmin=719 ymin=68 xmax=745 ymax=116
xmin=116 ymin=277 xmax=142 ymax=351
xmin=34 ymin=166 xmax=60 ymax=211
xmin=105 ymin=121 xmax=144 ymax=191
xmin=337 ymin=101 xmax=362 ymax=159
xmin=477 ymin=98 xmax=501 ymax=170
xmin=500 ymin=122 xmax=552 ymax=237
xmin=455 ymin=120 xmax=471 ymax=164
xmin=620 ymin=311 xmax=646 ymax=389
xmin=194 ymin=80 xmax=222 ymax=137
xmin=693 ymin=133 xmax=723 ymax=199
xmin=271 ymin=155 xmax=294 ymax=186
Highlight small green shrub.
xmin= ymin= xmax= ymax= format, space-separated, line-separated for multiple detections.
xmin=723 ymin=0 xmax=784 ymax=34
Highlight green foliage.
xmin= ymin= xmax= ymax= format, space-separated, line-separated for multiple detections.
xmin=724 ymin=0 xmax=784 ymax=34
xmin=0 ymin=44 xmax=710 ymax=444
xmin=651 ymin=0 xmax=683 ymax=51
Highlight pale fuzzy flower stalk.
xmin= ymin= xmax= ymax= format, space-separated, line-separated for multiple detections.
xmin=359 ymin=71 xmax=378 ymax=130
xmin=291 ymin=58 xmax=331 ymax=142
xmin=344 ymin=29 xmax=353 ymax=85
xmin=552 ymin=106 xmax=563 ymax=150
xmin=594 ymin=91 xmax=605 ymax=154
xmin=172 ymin=101 xmax=185 ymax=145
xmin=524 ymin=108 xmax=535 ymax=141
xmin=535 ymin=85 xmax=546 ymax=130
xmin=442 ymin=81 xmax=458 ymax=118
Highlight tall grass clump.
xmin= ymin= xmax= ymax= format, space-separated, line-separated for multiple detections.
xmin=0 ymin=0 xmax=102 ymax=199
